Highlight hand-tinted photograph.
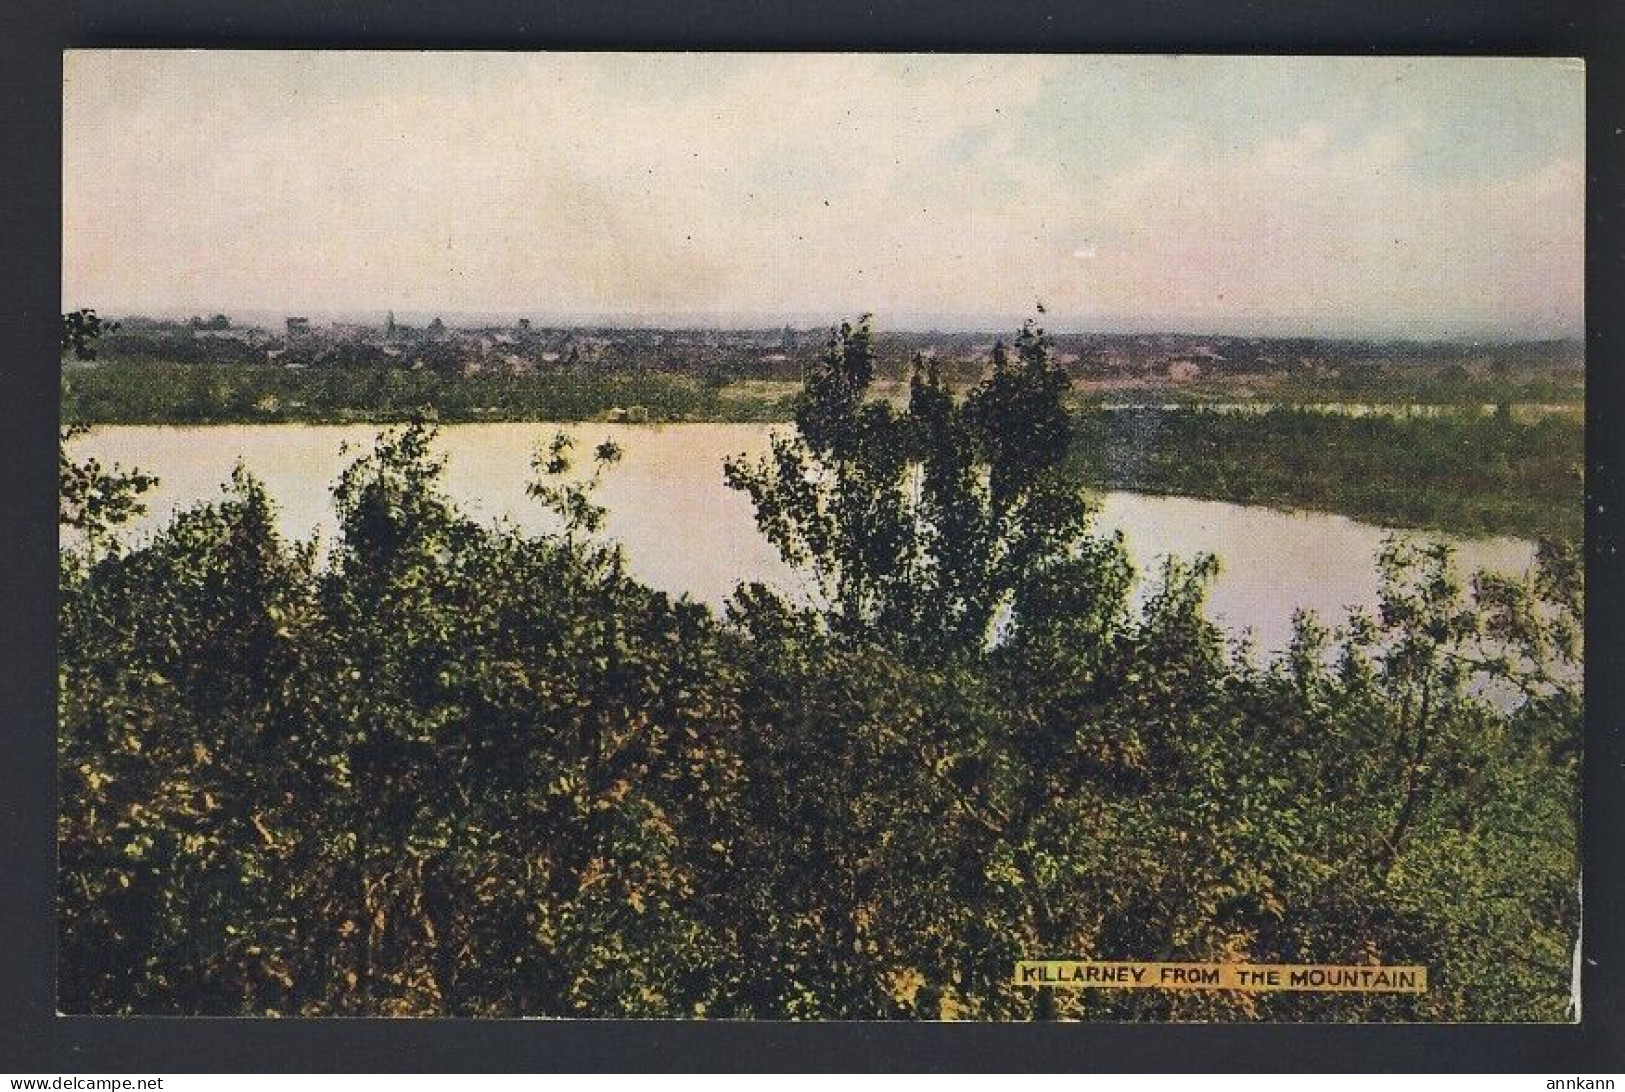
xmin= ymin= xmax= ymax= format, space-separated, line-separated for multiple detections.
xmin=59 ymin=51 xmax=1583 ymax=1021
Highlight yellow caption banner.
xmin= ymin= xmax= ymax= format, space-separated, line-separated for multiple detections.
xmin=1013 ymin=961 xmax=1427 ymax=993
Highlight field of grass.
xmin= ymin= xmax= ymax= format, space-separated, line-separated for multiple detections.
xmin=61 ymin=361 xmax=799 ymax=425
xmin=1070 ymin=405 xmax=1583 ymax=542
xmin=1075 ymin=369 xmax=1584 ymax=407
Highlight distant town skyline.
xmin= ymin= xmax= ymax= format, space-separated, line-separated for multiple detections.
xmin=88 ymin=306 xmax=1585 ymax=344
xmin=64 ymin=52 xmax=1585 ymax=339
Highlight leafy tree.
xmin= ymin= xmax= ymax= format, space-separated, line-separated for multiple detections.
xmin=724 ymin=315 xmax=1088 ymax=655
xmin=62 ymin=308 xmax=116 ymax=361
xmin=59 ymin=425 xmax=158 ymax=548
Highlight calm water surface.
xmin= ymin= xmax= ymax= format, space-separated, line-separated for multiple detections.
xmin=70 ymin=423 xmax=1537 ymax=654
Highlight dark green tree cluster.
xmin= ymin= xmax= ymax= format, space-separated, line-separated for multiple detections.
xmin=62 ymin=308 xmax=115 ymax=362
xmin=59 ymin=316 xmax=1580 ymax=1020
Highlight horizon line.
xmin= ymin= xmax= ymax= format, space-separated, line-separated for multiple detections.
xmin=71 ymin=304 xmax=1585 ymax=345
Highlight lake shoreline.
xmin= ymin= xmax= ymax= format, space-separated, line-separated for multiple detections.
xmin=66 ymin=422 xmax=1542 ymax=656
xmin=70 ymin=407 xmax=1582 ymax=544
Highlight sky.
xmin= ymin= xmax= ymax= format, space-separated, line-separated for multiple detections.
xmin=62 ymin=51 xmax=1585 ymax=337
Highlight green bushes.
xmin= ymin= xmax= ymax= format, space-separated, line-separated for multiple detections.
xmin=61 ymin=425 xmax=746 ymax=1015
xmin=58 ymin=318 xmax=1581 ymax=1020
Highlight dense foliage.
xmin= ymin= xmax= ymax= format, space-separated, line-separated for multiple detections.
xmin=62 ymin=308 xmax=116 ymax=362
xmin=60 ymin=317 xmax=1580 ymax=1020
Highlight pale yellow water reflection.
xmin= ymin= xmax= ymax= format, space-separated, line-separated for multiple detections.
xmin=68 ymin=424 xmax=1537 ymax=653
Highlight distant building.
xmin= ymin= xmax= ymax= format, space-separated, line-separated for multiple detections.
xmin=286 ymin=316 xmax=311 ymax=337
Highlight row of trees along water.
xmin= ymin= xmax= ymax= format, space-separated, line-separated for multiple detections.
xmin=59 ymin=313 xmax=1581 ymax=1019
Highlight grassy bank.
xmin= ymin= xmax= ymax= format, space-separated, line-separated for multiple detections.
xmin=64 ymin=359 xmax=1586 ymax=425
xmin=1080 ymin=368 xmax=1585 ymax=407
xmin=1072 ymin=406 xmax=1583 ymax=542
xmin=63 ymin=362 xmax=1583 ymax=542
xmin=62 ymin=361 xmax=798 ymax=425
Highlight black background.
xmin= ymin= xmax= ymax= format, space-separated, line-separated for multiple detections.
xmin=2 ymin=0 xmax=1622 ymax=1072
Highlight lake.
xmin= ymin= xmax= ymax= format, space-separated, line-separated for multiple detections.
xmin=67 ymin=423 xmax=1538 ymax=654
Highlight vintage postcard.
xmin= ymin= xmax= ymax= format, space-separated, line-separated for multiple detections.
xmin=59 ymin=51 xmax=1583 ymax=1021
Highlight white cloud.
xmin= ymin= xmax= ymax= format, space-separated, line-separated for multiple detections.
xmin=64 ymin=52 xmax=1583 ymax=335
xmin=1011 ymin=117 xmax=1582 ymax=335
